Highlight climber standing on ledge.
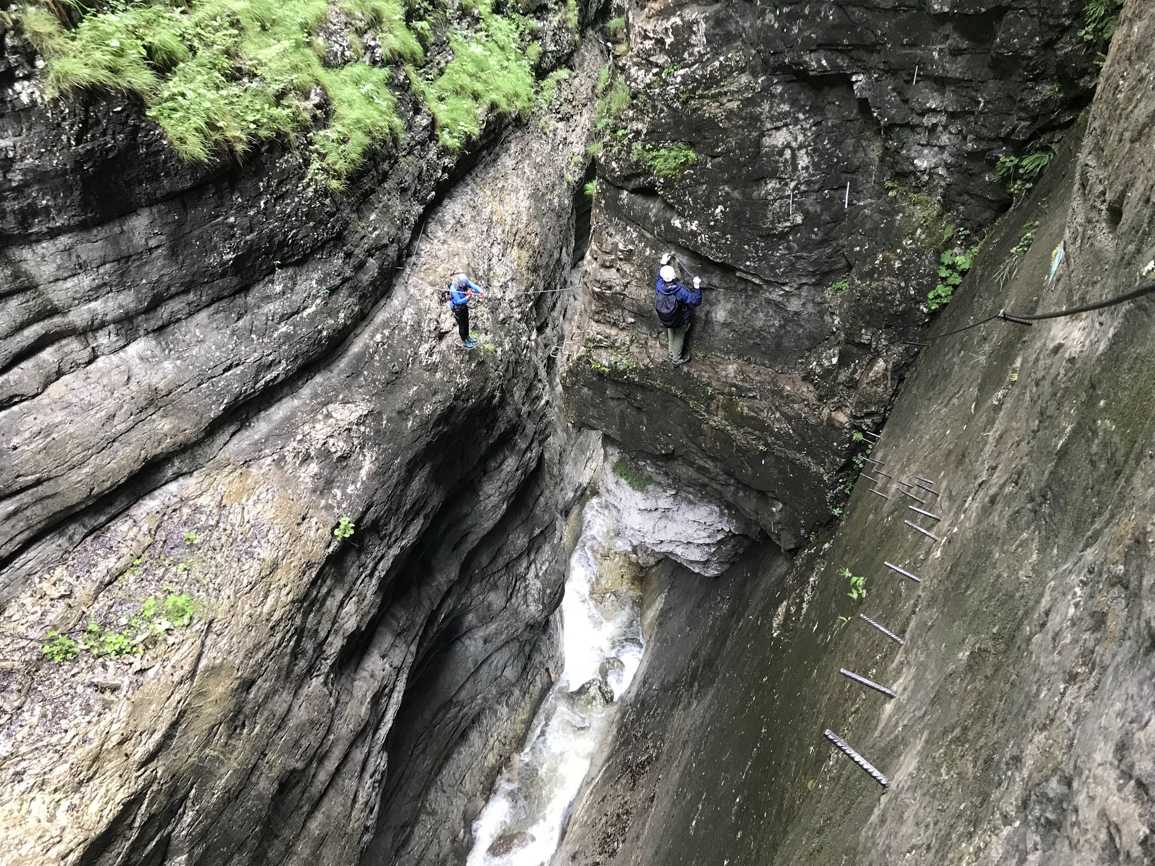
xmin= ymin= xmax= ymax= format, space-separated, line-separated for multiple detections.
xmin=654 ymin=252 xmax=702 ymax=366
xmin=448 ymin=272 xmax=486 ymax=349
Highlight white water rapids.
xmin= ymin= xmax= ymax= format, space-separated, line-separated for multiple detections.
xmin=465 ymin=496 xmax=646 ymax=866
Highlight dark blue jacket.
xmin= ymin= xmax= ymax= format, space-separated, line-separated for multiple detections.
xmin=655 ymin=276 xmax=702 ymax=327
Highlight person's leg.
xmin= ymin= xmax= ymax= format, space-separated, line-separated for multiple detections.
xmin=666 ymin=327 xmax=676 ymax=359
xmin=454 ymin=305 xmax=469 ymax=341
xmin=669 ymin=323 xmax=689 ymax=363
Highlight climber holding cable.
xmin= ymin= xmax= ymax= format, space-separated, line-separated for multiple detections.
xmin=654 ymin=252 xmax=703 ymax=366
xmin=447 ymin=272 xmax=486 ymax=350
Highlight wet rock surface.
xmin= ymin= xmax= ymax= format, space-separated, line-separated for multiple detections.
xmin=557 ymin=4 xmax=1155 ymax=863
xmin=564 ymin=0 xmax=1097 ymax=548
xmin=0 ymin=30 xmax=604 ymax=866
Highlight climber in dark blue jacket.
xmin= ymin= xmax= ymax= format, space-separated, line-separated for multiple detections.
xmin=654 ymin=253 xmax=702 ymax=365
xmin=448 ymin=273 xmax=486 ymax=349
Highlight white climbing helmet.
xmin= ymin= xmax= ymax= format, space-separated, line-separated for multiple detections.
xmin=659 ymin=265 xmax=677 ymax=282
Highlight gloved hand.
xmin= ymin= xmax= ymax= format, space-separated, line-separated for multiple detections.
xmin=660 ymin=252 xmax=672 ymax=265
xmin=693 ymin=277 xmax=702 ymax=289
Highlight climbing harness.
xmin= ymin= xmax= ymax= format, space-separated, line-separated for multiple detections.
xmin=914 ymin=277 xmax=1155 ymax=345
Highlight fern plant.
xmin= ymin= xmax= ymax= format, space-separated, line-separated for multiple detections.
xmin=996 ymin=147 xmax=1054 ymax=200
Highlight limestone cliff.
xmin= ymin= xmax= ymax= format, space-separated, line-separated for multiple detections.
xmin=564 ymin=0 xmax=1097 ymax=547
xmin=0 ymin=11 xmax=602 ymax=861
xmin=558 ymin=3 xmax=1155 ymax=863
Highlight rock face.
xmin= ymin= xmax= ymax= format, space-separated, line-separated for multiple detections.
xmin=0 ymin=21 xmax=604 ymax=865
xmin=557 ymin=4 xmax=1155 ymax=863
xmin=564 ymin=0 xmax=1097 ymax=548
xmin=598 ymin=447 xmax=753 ymax=577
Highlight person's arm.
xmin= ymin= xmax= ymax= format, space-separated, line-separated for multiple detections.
xmin=678 ymin=278 xmax=703 ymax=306
xmin=466 ymin=279 xmax=485 ymax=298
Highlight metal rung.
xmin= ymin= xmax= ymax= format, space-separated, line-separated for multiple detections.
xmin=907 ymin=505 xmax=942 ymax=522
xmin=864 ymin=457 xmax=884 ymax=466
xmin=823 ymin=729 xmax=890 ymax=788
xmin=874 ymin=469 xmax=895 ymax=479
xmin=868 ymin=487 xmax=889 ymax=500
xmin=862 ymin=430 xmax=881 ymax=440
xmin=839 ymin=668 xmax=898 ymax=699
xmin=904 ymin=520 xmax=942 ymax=543
xmin=898 ymin=488 xmax=928 ymax=505
xmin=862 ymin=473 xmax=883 ymax=485
xmin=909 ymin=479 xmax=939 ymax=497
xmin=884 ymin=561 xmax=922 ymax=583
xmin=914 ymin=475 xmax=935 ymax=486
xmin=858 ymin=613 xmax=906 ymax=645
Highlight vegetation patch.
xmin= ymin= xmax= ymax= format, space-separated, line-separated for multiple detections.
xmin=16 ymin=0 xmax=562 ymax=183
xmin=16 ymin=0 xmax=423 ymax=187
xmin=612 ymin=456 xmax=655 ymax=492
xmin=995 ymin=220 xmax=1038 ymax=287
xmin=40 ymin=592 xmax=199 ymax=664
xmin=1079 ymin=0 xmax=1122 ymax=49
xmin=593 ymin=72 xmax=630 ymax=133
xmin=995 ymin=147 xmax=1054 ymax=201
xmin=605 ymin=15 xmax=625 ymax=41
xmin=829 ymin=277 xmax=850 ymax=294
xmin=334 ymin=514 xmax=357 ymax=540
xmin=840 ymin=567 xmax=867 ymax=601
xmin=884 ymin=179 xmax=956 ymax=250
xmin=927 ymin=245 xmax=976 ymax=313
xmin=409 ymin=0 xmax=536 ymax=150
xmin=632 ymin=142 xmax=697 ymax=178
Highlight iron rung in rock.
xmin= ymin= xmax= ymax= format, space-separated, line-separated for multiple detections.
xmin=823 ymin=729 xmax=890 ymax=788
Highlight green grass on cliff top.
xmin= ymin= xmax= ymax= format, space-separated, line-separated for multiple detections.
xmin=16 ymin=0 xmax=539 ymax=186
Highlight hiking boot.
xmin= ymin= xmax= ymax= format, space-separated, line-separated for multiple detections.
xmin=671 ymin=354 xmax=690 ymax=366
xmin=463 ymin=338 xmax=478 ymax=349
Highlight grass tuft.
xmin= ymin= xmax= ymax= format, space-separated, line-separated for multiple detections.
xmin=412 ymin=1 xmax=535 ymax=150
xmin=21 ymin=0 xmax=421 ymax=185
xmin=632 ymin=142 xmax=698 ymax=178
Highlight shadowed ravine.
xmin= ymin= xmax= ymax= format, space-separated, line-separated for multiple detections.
xmin=1 ymin=2 xmax=1152 ymax=866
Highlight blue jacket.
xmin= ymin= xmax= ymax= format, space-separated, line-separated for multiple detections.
xmin=450 ymin=279 xmax=484 ymax=308
xmin=655 ymin=276 xmax=702 ymax=327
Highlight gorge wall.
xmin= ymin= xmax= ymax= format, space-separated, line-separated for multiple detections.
xmin=564 ymin=0 xmax=1096 ymax=547
xmin=560 ymin=2 xmax=1155 ymax=864
xmin=0 ymin=0 xmax=1142 ymax=865
xmin=0 ymin=10 xmax=603 ymax=862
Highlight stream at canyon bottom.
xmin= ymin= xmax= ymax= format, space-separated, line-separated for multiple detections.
xmin=465 ymin=496 xmax=646 ymax=866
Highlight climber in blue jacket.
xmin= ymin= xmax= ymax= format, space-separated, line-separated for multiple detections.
xmin=448 ymin=273 xmax=486 ymax=349
xmin=654 ymin=253 xmax=702 ymax=365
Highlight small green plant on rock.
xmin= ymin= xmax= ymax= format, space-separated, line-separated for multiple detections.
xmin=606 ymin=15 xmax=626 ymax=40
xmin=41 ymin=631 xmax=79 ymax=664
xmin=927 ymin=247 xmax=976 ymax=312
xmin=83 ymin=622 xmax=138 ymax=658
xmin=594 ymin=76 xmax=630 ymax=132
xmin=583 ymin=179 xmax=598 ymax=198
xmin=1079 ymin=0 xmax=1122 ymax=48
xmin=841 ymin=567 xmax=867 ymax=601
xmin=996 ymin=148 xmax=1054 ymax=200
xmin=632 ymin=143 xmax=698 ymax=178
xmin=613 ymin=456 xmax=654 ymax=492
xmin=183 ymin=530 xmax=200 ymax=546
xmin=334 ymin=515 xmax=357 ymax=541
xmin=39 ymin=592 xmax=198 ymax=665
xmin=995 ymin=221 xmax=1038 ymax=287
xmin=535 ymin=67 xmax=571 ymax=110
xmin=829 ymin=277 xmax=850 ymax=294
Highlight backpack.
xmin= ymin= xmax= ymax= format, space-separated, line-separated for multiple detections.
xmin=655 ymin=289 xmax=681 ymax=327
